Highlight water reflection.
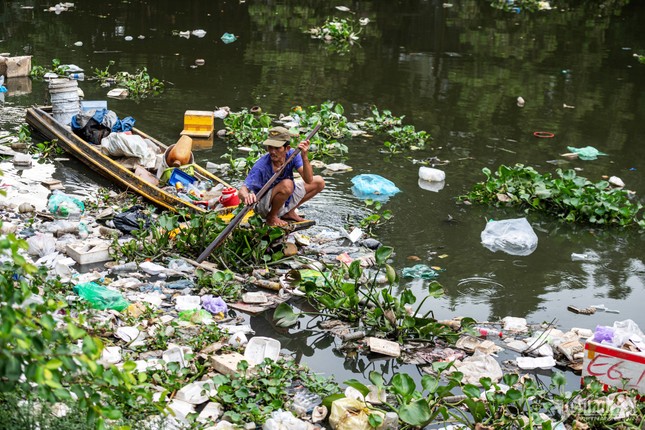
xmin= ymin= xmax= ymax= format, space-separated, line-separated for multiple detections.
xmin=1 ymin=0 xmax=645 ymax=385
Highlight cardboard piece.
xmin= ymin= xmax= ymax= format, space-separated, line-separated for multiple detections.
xmin=0 ymin=55 xmax=32 ymax=78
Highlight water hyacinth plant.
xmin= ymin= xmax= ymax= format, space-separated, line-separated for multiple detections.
xmin=462 ymin=164 xmax=645 ymax=228
xmin=307 ymin=17 xmax=362 ymax=53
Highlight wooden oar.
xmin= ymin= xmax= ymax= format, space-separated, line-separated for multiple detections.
xmin=196 ymin=123 xmax=321 ymax=263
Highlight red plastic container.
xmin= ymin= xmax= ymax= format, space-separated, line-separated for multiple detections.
xmin=219 ymin=187 xmax=240 ymax=207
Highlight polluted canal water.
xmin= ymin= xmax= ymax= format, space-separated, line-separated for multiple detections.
xmin=1 ymin=0 xmax=645 ymax=428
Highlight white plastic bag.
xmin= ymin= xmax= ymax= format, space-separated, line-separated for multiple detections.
xmin=27 ymin=233 xmax=57 ymax=257
xmin=100 ymin=132 xmax=158 ymax=168
xmin=481 ymin=218 xmax=538 ymax=256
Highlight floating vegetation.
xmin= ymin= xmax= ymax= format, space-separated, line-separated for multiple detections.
xmin=92 ymin=61 xmax=165 ymax=99
xmin=307 ymin=17 xmax=362 ymax=54
xmin=462 ymin=164 xmax=645 ymax=228
xmin=220 ymin=102 xmax=430 ymax=176
xmin=490 ymin=0 xmax=552 ymax=13
xmin=29 ymin=58 xmax=70 ymax=78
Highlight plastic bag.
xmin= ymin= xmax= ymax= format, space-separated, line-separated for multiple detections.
xmin=202 ymin=295 xmax=227 ymax=315
xmin=401 ymin=264 xmax=439 ymax=279
xmin=26 ymin=233 xmax=57 ymax=257
xmin=329 ymin=398 xmax=382 ymax=430
xmin=47 ymin=190 xmax=85 ymax=219
xmin=480 ymin=218 xmax=538 ymax=256
xmin=178 ymin=309 xmax=214 ymax=325
xmin=263 ymin=410 xmax=308 ymax=430
xmin=113 ymin=205 xmax=151 ymax=234
xmin=100 ymin=132 xmax=158 ymax=168
xmin=350 ymin=174 xmax=400 ymax=202
xmin=73 ymin=282 xmax=129 ymax=311
xmin=566 ymin=146 xmax=607 ymax=161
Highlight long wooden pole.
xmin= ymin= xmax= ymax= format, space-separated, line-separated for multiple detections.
xmin=196 ymin=124 xmax=321 ymax=263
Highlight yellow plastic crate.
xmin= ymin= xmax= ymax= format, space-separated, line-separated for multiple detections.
xmin=183 ymin=110 xmax=214 ymax=133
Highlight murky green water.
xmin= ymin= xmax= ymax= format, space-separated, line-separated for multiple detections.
xmin=2 ymin=0 xmax=645 ymax=383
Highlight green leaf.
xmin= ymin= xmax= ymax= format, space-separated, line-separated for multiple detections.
xmin=45 ymin=358 xmax=63 ymax=370
xmin=322 ymin=393 xmax=345 ymax=408
xmin=273 ymin=303 xmax=300 ymax=327
xmin=368 ymin=371 xmax=384 ymax=388
xmin=67 ymin=323 xmax=86 ymax=339
xmin=391 ymin=373 xmax=416 ymax=400
xmin=399 ymin=399 xmax=432 ymax=426
xmin=344 ymin=379 xmax=370 ymax=397
xmin=421 ymin=375 xmax=439 ymax=394
xmin=368 ymin=413 xmax=383 ymax=428
xmin=375 ymin=246 xmax=393 ymax=265
xmin=462 ymin=384 xmax=481 ymax=399
xmin=385 ymin=264 xmax=397 ymax=284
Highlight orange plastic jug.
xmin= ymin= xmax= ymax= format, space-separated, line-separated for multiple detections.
xmin=166 ymin=135 xmax=193 ymax=167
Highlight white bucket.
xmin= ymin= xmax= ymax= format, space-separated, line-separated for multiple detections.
xmin=48 ymin=78 xmax=80 ymax=125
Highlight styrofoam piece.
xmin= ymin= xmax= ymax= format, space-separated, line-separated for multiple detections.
xmin=175 ymin=381 xmax=217 ymax=404
xmin=347 ymin=227 xmax=363 ymax=243
xmin=219 ymin=324 xmax=254 ymax=335
xmin=516 ymin=356 xmax=556 ymax=370
xmin=244 ymin=336 xmax=281 ymax=365
xmin=139 ymin=261 xmax=167 ymax=275
xmin=502 ymin=316 xmax=528 ymax=332
xmin=175 ymin=295 xmax=201 ymax=311
xmin=418 ymin=178 xmax=445 ymax=192
xmin=418 ymin=166 xmax=445 ymax=182
xmin=197 ymin=402 xmax=223 ymax=423
xmin=100 ymin=346 xmax=122 ymax=365
xmin=162 ymin=345 xmax=193 ymax=368
xmin=168 ymin=399 xmax=195 ymax=419
xmin=227 ymin=332 xmax=248 ymax=348
xmin=115 ymin=326 xmax=140 ymax=342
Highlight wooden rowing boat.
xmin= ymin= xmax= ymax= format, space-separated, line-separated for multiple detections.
xmin=25 ymin=106 xmax=314 ymax=230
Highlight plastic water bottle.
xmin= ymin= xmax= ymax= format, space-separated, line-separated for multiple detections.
xmin=69 ymin=73 xmax=85 ymax=81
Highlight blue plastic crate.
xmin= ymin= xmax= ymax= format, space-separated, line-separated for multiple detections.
xmin=167 ymin=168 xmax=197 ymax=187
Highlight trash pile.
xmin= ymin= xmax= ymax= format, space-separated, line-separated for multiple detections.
xmin=1 ymin=163 xmax=643 ymax=428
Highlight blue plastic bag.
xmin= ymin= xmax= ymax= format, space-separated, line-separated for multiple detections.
xmin=351 ymin=174 xmax=400 ymax=201
xmin=221 ymin=33 xmax=237 ymax=44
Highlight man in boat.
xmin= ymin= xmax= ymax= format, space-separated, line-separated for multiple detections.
xmin=238 ymin=126 xmax=325 ymax=227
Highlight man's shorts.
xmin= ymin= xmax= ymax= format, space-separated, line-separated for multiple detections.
xmin=255 ymin=180 xmax=306 ymax=218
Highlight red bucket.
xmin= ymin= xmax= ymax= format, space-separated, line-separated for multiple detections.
xmin=219 ymin=187 xmax=240 ymax=207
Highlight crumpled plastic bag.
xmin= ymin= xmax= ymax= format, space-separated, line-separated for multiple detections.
xmin=73 ymin=282 xmax=129 ymax=311
xmin=402 ymin=264 xmax=439 ymax=279
xmin=113 ymin=205 xmax=151 ymax=234
xmin=329 ymin=398 xmax=383 ymax=430
xmin=47 ymin=190 xmax=85 ymax=218
xmin=202 ymin=295 xmax=227 ymax=315
xmin=480 ymin=218 xmax=538 ymax=256
xmin=351 ymin=174 xmax=400 ymax=202
xmin=101 ymin=132 xmax=158 ymax=168
xmin=566 ymin=146 xmax=607 ymax=161
xmin=26 ymin=233 xmax=57 ymax=257
xmin=450 ymin=351 xmax=503 ymax=385
xmin=262 ymin=409 xmax=308 ymax=430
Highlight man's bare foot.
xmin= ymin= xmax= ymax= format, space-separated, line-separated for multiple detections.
xmin=282 ymin=209 xmax=305 ymax=222
xmin=266 ymin=215 xmax=288 ymax=227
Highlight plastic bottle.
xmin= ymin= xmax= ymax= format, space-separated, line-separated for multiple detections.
xmin=476 ymin=326 xmax=503 ymax=337
xmin=69 ymin=73 xmax=85 ymax=81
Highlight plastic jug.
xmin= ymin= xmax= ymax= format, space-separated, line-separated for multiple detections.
xmin=219 ymin=187 xmax=240 ymax=207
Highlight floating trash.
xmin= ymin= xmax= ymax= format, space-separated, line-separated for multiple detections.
xmin=221 ymin=32 xmax=237 ymax=44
